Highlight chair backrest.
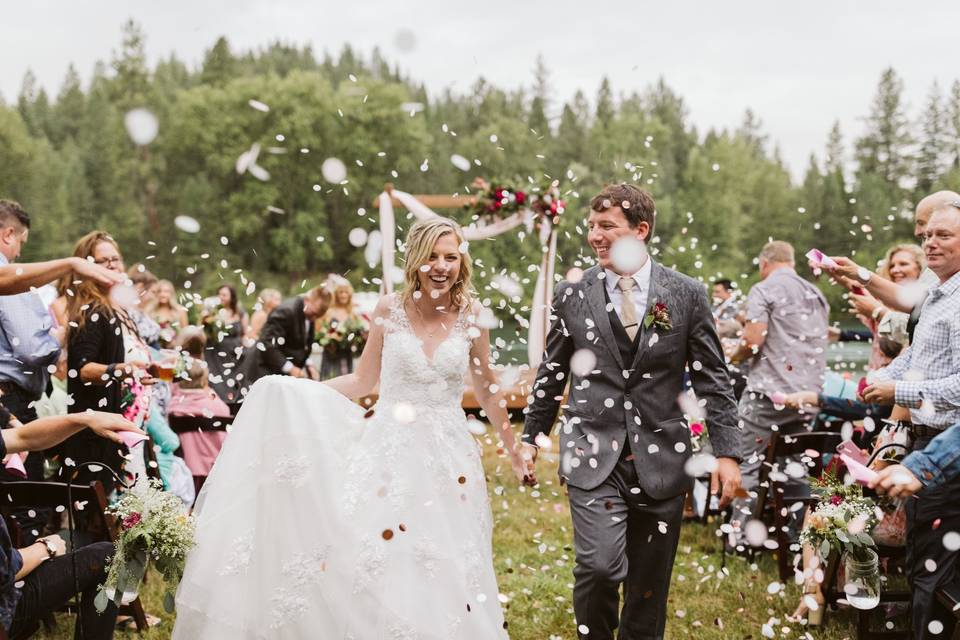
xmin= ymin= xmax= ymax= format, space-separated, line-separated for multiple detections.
xmin=168 ymin=414 xmax=234 ymax=434
xmin=0 ymin=480 xmax=114 ymax=546
xmin=767 ymin=431 xmax=845 ymax=477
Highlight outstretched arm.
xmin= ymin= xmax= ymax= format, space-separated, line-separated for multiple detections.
xmin=0 ymin=257 xmax=122 ymax=295
xmin=467 ymin=301 xmax=530 ymax=484
xmin=3 ymin=411 xmax=143 ymax=454
xmin=825 ymin=257 xmax=916 ymax=313
xmin=323 ymin=295 xmax=388 ymax=399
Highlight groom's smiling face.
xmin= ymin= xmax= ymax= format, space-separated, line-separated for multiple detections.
xmin=587 ymin=206 xmax=650 ymax=273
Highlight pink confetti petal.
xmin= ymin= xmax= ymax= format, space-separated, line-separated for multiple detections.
xmin=117 ymin=431 xmax=149 ymax=449
xmin=3 ymin=454 xmax=26 ymax=478
xmin=805 ymin=248 xmax=838 ymax=269
xmin=841 ymin=454 xmax=878 ymax=485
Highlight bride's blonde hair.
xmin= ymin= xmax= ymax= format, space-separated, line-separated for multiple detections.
xmin=402 ymin=218 xmax=473 ymax=310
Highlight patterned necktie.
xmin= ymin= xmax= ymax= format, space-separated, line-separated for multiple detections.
xmin=617 ymin=277 xmax=640 ymax=340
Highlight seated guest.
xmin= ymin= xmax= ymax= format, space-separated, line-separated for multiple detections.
xmin=34 ymin=353 xmax=69 ymax=418
xmin=247 ymin=288 xmax=281 ymax=340
xmin=0 ymin=403 xmax=143 ymax=639
xmin=859 ymin=202 xmax=960 ymax=640
xmin=61 ymin=231 xmax=156 ymax=489
xmin=241 ymin=284 xmax=331 ymax=390
xmin=169 ymin=360 xmax=231 ymax=481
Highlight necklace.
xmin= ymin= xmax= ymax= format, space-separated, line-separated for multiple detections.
xmin=411 ymin=297 xmax=448 ymax=338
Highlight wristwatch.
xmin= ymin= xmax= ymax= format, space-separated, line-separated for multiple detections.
xmin=37 ymin=537 xmax=57 ymax=560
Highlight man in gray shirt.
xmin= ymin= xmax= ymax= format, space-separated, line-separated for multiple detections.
xmin=726 ymin=240 xmax=830 ymax=549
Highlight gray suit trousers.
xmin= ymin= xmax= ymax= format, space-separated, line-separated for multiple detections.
xmin=568 ymin=445 xmax=685 ymax=640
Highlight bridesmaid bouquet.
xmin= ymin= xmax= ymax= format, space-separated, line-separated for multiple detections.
xmin=800 ymin=472 xmax=879 ymax=562
xmin=96 ymin=480 xmax=196 ymax=613
xmin=315 ymin=316 xmax=369 ymax=356
xmin=200 ymin=304 xmax=227 ymax=341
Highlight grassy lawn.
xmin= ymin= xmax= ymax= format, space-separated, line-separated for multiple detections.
xmin=37 ymin=434 xmax=886 ymax=639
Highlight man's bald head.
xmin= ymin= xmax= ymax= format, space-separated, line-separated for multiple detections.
xmin=915 ymin=190 xmax=960 ymax=239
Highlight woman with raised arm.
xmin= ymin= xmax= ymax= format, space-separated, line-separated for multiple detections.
xmin=174 ymin=218 xmax=527 ymax=639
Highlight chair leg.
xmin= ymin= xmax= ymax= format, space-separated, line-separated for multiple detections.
xmin=121 ymin=597 xmax=149 ymax=632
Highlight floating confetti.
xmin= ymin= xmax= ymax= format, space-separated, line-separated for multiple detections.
xmin=248 ymin=99 xmax=270 ymax=112
xmin=321 ymin=157 xmax=348 ymax=183
xmin=124 ymin=108 xmax=158 ymax=145
xmin=174 ymin=215 xmax=200 ymax=234
xmin=450 ymin=154 xmax=471 ymax=171
xmin=348 ymin=228 xmax=369 ymax=248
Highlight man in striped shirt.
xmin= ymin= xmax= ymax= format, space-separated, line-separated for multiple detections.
xmin=861 ymin=202 xmax=960 ymax=640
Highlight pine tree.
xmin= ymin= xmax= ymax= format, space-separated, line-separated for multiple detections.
xmin=915 ymin=81 xmax=947 ymax=195
xmin=595 ymin=77 xmax=614 ymax=129
xmin=527 ymin=55 xmax=550 ymax=135
xmin=110 ymin=19 xmax=151 ymax=107
xmin=947 ymin=80 xmax=960 ymax=168
xmin=201 ymin=36 xmax=237 ymax=87
xmin=824 ymin=121 xmax=844 ymax=173
xmin=52 ymin=64 xmax=85 ymax=145
xmin=854 ymin=67 xmax=913 ymax=188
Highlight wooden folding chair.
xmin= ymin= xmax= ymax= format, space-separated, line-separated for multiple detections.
xmin=753 ymin=430 xmax=845 ymax=581
xmin=168 ymin=414 xmax=233 ymax=495
xmin=0 ymin=480 xmax=149 ymax=632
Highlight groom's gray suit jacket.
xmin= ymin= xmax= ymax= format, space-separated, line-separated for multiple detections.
xmin=523 ymin=262 xmax=741 ymax=499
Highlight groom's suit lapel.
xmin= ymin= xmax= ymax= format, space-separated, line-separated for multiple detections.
xmin=584 ymin=269 xmax=626 ymax=371
xmin=629 ymin=261 xmax=668 ymax=375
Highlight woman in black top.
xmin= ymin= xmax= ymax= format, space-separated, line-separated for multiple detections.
xmin=62 ymin=231 xmax=155 ymax=488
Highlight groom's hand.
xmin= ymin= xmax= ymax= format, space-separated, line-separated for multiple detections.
xmin=712 ymin=457 xmax=742 ymax=509
xmin=519 ymin=443 xmax=539 ymax=486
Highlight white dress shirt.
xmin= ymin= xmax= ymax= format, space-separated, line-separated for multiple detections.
xmin=603 ymin=258 xmax=652 ymax=328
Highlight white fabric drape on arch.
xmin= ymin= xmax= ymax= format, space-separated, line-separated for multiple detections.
xmin=376 ymin=189 xmax=556 ymax=367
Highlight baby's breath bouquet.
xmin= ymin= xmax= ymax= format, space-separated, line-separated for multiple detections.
xmin=95 ymin=480 xmax=196 ymax=613
xmin=800 ymin=472 xmax=880 ymax=562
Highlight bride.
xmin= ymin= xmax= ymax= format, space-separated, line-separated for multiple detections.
xmin=173 ymin=217 xmax=531 ymax=639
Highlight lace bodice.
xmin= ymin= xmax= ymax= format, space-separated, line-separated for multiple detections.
xmin=378 ymin=295 xmax=472 ymax=412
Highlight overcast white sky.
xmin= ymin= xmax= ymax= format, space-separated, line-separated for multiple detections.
xmin=2 ymin=0 xmax=958 ymax=180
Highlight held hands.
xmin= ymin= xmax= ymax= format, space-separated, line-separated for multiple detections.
xmin=711 ymin=457 xmax=742 ymax=509
xmin=518 ymin=443 xmax=539 ymax=486
xmin=868 ymin=464 xmax=923 ymax=499
xmin=83 ymin=411 xmax=145 ymax=445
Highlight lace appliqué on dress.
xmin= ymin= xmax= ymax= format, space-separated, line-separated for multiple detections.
xmin=352 ymin=535 xmax=385 ymax=595
xmin=274 ymin=454 xmax=311 ymax=487
xmin=217 ymin=534 xmax=254 ymax=576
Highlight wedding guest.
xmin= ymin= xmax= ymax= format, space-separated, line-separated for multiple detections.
xmin=0 ymin=200 xmax=62 ymax=443
xmin=202 ymin=284 xmax=247 ymax=404
xmin=242 ymin=285 xmax=331 ymax=388
xmin=61 ymin=231 xmax=156 ymax=489
xmin=168 ymin=359 xmax=231 ymax=483
xmin=126 ymin=264 xmax=162 ymax=349
xmin=0 ymin=403 xmax=142 ymax=639
xmin=711 ymin=278 xmax=741 ymax=323
xmin=845 ymin=243 xmax=924 ymax=368
xmin=859 ymin=202 xmax=960 ymax=640
xmin=871 ymin=420 xmax=960 ymax=497
xmin=148 ymin=279 xmax=189 ymax=347
xmin=318 ymin=278 xmax=368 ymax=380
xmin=727 ymin=241 xmax=829 ymax=549
xmin=247 ymin=288 xmax=281 ymax=340
xmin=34 ymin=353 xmax=69 ymax=418
xmin=826 ymin=191 xmax=959 ymax=329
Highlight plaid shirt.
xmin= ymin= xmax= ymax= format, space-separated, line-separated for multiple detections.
xmin=873 ymin=269 xmax=960 ymax=429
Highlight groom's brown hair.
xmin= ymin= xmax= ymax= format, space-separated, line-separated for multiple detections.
xmin=590 ymin=184 xmax=657 ymax=240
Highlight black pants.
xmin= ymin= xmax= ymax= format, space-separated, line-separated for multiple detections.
xmin=906 ymin=436 xmax=960 ymax=640
xmin=10 ymin=541 xmax=118 ymax=640
xmin=567 ymin=446 xmax=685 ymax=640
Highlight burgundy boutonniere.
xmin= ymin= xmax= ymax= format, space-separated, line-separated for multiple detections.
xmin=644 ymin=301 xmax=672 ymax=331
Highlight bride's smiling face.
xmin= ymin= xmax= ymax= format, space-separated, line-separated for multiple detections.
xmin=416 ymin=233 xmax=461 ymax=299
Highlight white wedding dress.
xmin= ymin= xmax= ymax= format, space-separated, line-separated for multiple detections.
xmin=173 ymin=297 xmax=509 ymax=639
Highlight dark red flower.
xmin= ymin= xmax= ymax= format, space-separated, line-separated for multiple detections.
xmin=122 ymin=512 xmax=142 ymax=530
xmin=829 ymin=495 xmax=843 ymax=506
xmin=515 ymin=191 xmax=527 ymax=204
xmin=492 ymin=200 xmax=502 ymax=210
xmin=690 ymin=422 xmax=704 ymax=436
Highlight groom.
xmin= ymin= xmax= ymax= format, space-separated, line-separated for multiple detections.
xmin=522 ymin=184 xmax=742 ymax=640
